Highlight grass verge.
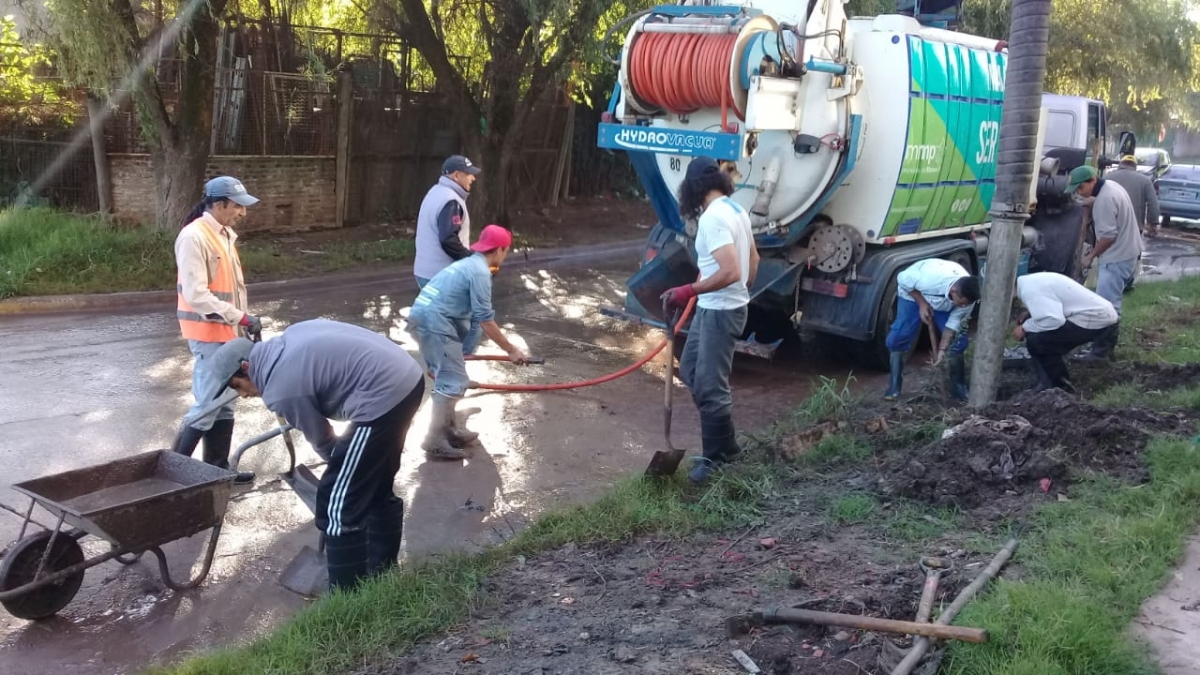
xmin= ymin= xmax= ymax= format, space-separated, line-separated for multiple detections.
xmin=946 ymin=437 xmax=1200 ymax=674
xmin=161 ymin=463 xmax=775 ymax=675
xmin=1117 ymin=273 xmax=1200 ymax=363
xmin=0 ymin=208 xmax=415 ymax=298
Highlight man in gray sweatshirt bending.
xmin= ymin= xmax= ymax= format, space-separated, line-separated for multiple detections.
xmin=197 ymin=319 xmax=426 ymax=592
xmin=1066 ymin=165 xmax=1144 ymax=360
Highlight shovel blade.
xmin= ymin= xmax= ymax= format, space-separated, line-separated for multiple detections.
xmin=283 ymin=464 xmax=321 ymax=516
xmin=279 ymin=545 xmax=327 ymax=597
xmin=644 ymin=447 xmax=687 ymax=478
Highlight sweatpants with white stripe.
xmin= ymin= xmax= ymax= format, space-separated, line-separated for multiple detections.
xmin=315 ymin=380 xmax=424 ymax=591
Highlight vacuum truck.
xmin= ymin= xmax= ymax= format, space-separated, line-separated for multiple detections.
xmin=596 ymin=0 xmax=1104 ymax=368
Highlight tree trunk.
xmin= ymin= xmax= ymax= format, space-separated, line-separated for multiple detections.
xmin=153 ymin=139 xmax=209 ymax=230
xmin=968 ymin=0 xmax=1052 ymax=407
xmin=137 ymin=0 xmax=222 ymax=230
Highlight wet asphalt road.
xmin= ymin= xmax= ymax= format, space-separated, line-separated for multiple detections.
xmin=0 ymin=251 xmax=860 ymax=675
xmin=1 ymin=234 xmax=1196 ymax=675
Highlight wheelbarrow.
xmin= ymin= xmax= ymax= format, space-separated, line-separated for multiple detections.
xmin=0 ymin=450 xmax=235 ymax=620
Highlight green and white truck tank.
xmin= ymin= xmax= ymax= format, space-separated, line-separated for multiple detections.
xmin=598 ymin=0 xmax=1089 ymax=368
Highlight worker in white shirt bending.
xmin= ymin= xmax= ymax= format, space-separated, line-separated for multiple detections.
xmin=1012 ymin=272 xmax=1118 ymax=392
xmin=883 ymin=258 xmax=981 ymax=402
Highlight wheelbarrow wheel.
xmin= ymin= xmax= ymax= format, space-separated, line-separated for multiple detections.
xmin=0 ymin=532 xmax=85 ymax=620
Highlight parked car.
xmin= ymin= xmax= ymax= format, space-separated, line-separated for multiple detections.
xmin=1135 ymin=147 xmax=1172 ymax=182
xmin=1157 ymin=164 xmax=1200 ymax=226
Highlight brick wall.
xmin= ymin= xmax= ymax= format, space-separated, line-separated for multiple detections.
xmin=109 ymin=154 xmax=337 ymax=233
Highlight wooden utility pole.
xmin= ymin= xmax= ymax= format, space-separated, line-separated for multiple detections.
xmin=334 ymin=71 xmax=354 ymax=228
xmin=86 ymin=95 xmax=113 ymax=214
xmin=968 ymin=0 xmax=1052 ymax=407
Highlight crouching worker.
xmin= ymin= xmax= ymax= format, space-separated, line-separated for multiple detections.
xmin=884 ymin=258 xmax=980 ymax=402
xmin=408 ymin=224 xmax=528 ymax=461
xmin=1012 ymin=272 xmax=1118 ymax=392
xmin=197 ymin=319 xmax=426 ymax=592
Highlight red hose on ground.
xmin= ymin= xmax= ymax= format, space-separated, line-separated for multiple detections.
xmin=464 ymin=298 xmax=697 ymax=392
xmin=628 ymin=32 xmax=742 ymax=129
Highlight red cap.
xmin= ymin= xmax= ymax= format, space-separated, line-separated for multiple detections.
xmin=471 ymin=224 xmax=513 ymax=252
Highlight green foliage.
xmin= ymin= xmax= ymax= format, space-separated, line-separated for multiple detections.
xmin=829 ymin=493 xmax=877 ymax=524
xmin=0 ymin=15 xmax=73 ymax=128
xmin=962 ymin=0 xmax=1200 ymax=134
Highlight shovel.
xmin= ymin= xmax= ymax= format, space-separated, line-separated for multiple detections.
xmin=279 ymin=463 xmax=329 ymax=596
xmin=645 ymin=303 xmax=687 ymax=478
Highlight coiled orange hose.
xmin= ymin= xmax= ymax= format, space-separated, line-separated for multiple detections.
xmin=629 ymin=32 xmax=741 ymax=130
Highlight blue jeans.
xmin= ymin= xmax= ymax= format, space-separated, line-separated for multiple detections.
xmin=414 ymin=276 xmax=481 ymax=355
xmin=1095 ymin=258 xmax=1137 ymax=314
xmin=679 ymin=306 xmax=748 ymax=418
xmin=185 ymin=339 xmax=236 ymax=431
xmin=885 ymin=298 xmax=969 ymax=354
xmin=414 ymin=329 xmax=470 ymax=398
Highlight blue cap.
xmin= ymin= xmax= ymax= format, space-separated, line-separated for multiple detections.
xmin=685 ymin=156 xmax=720 ymax=182
xmin=205 ymin=176 xmax=259 ymax=207
xmin=442 ymin=155 xmax=481 ymax=176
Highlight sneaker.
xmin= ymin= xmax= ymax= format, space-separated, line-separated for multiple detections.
xmin=424 ymin=446 xmax=468 ymax=461
xmin=234 ymin=471 xmax=256 ymax=485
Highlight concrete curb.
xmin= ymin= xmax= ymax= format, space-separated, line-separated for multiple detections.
xmin=0 ymin=239 xmax=645 ymax=316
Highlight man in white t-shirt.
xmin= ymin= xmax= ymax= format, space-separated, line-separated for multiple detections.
xmin=1013 ymin=272 xmax=1118 ymax=392
xmin=662 ymin=157 xmax=760 ymax=485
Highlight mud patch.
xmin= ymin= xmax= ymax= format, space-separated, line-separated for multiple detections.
xmin=1076 ymin=362 xmax=1200 ymax=398
xmin=363 ymin=535 xmax=982 ymax=675
xmin=876 ymin=389 xmax=1192 ymax=509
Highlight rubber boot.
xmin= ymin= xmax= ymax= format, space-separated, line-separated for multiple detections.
xmin=1030 ymin=359 xmax=1055 ymax=392
xmin=883 ymin=351 xmax=905 ymax=401
xmin=945 ymin=353 xmax=969 ymax=402
xmin=1089 ymin=322 xmax=1120 ymax=361
xmin=422 ymin=395 xmax=468 ymax=461
xmin=325 ymin=531 xmax=369 ymax=592
xmin=690 ymin=418 xmax=732 ymax=485
xmin=202 ymin=418 xmax=255 ymax=484
xmin=170 ymin=424 xmax=204 ymax=457
xmin=446 ymin=414 xmax=479 ymax=448
xmin=366 ymin=498 xmax=405 ymax=576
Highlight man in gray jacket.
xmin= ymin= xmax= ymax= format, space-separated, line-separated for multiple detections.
xmin=1107 ymin=155 xmax=1161 ymax=238
xmin=1066 ymin=165 xmax=1144 ymax=360
xmin=197 ymin=319 xmax=426 ymax=592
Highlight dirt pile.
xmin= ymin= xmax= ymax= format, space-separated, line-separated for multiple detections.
xmin=877 ymin=389 xmax=1192 ymax=509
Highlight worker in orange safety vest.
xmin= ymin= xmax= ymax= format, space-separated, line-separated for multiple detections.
xmin=168 ymin=176 xmax=262 ymax=484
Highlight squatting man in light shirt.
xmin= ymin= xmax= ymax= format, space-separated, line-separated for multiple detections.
xmin=661 ymin=157 xmax=760 ymax=485
xmin=1011 ymin=272 xmax=1119 ymax=392
xmin=882 ymin=258 xmax=981 ymax=402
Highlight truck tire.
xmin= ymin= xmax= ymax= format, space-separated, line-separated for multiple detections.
xmin=860 ymin=271 xmax=918 ymax=371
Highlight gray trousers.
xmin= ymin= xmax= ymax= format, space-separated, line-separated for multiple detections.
xmin=679 ymin=305 xmax=747 ymax=419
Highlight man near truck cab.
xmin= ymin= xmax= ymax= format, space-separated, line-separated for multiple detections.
xmin=1107 ymin=155 xmax=1161 ymax=239
xmin=1066 ymin=165 xmax=1144 ymax=361
xmin=1012 ymin=272 xmax=1118 ymax=392
xmin=170 ymin=176 xmax=262 ymax=485
xmin=882 ymin=258 xmax=981 ymax=403
xmin=197 ymin=319 xmax=427 ymax=592
xmin=661 ymin=157 xmax=760 ymax=485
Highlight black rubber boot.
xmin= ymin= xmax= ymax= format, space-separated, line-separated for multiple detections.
xmin=170 ymin=425 xmax=204 ymax=457
xmin=883 ymin=351 xmax=905 ymax=401
xmin=945 ymin=353 xmax=969 ymax=402
xmin=325 ymin=531 xmax=370 ymax=592
xmin=366 ymin=498 xmax=405 ymax=576
xmin=202 ymin=419 xmax=255 ymax=484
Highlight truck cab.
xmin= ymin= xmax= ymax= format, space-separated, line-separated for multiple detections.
xmin=1041 ymin=94 xmax=1108 ymax=155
